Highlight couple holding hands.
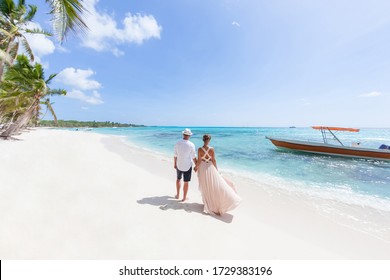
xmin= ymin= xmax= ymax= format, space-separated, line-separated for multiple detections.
xmin=174 ymin=128 xmax=241 ymax=216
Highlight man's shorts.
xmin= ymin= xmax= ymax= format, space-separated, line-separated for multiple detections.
xmin=176 ymin=167 xmax=192 ymax=182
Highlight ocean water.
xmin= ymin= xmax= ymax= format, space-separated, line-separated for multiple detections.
xmin=93 ymin=126 xmax=390 ymax=212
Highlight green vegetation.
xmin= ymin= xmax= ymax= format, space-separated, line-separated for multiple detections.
xmin=0 ymin=0 xmax=87 ymax=139
xmin=0 ymin=0 xmax=51 ymax=81
xmin=0 ymin=55 xmax=66 ymax=137
xmin=38 ymin=120 xmax=145 ymax=128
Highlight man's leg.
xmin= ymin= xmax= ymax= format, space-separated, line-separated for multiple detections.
xmin=182 ymin=182 xmax=189 ymax=202
xmin=176 ymin=167 xmax=191 ymax=202
xmin=181 ymin=168 xmax=192 ymax=201
xmin=175 ymin=179 xmax=181 ymax=199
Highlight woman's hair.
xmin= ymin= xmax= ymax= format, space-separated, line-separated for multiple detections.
xmin=203 ymin=134 xmax=211 ymax=141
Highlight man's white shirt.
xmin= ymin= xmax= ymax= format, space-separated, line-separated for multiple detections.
xmin=174 ymin=139 xmax=196 ymax=171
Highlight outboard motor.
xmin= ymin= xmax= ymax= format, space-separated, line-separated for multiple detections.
xmin=379 ymin=144 xmax=390 ymax=150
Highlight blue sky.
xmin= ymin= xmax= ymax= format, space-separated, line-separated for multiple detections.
xmin=26 ymin=0 xmax=390 ymax=127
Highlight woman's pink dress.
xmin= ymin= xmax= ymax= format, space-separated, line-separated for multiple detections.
xmin=197 ymin=147 xmax=241 ymax=215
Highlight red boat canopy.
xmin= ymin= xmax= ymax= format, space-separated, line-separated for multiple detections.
xmin=312 ymin=126 xmax=360 ymax=132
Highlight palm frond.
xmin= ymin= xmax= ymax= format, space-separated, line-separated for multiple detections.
xmin=24 ymin=28 xmax=52 ymax=37
xmin=0 ymin=47 xmax=13 ymax=65
xmin=23 ymin=4 xmax=37 ymax=22
xmin=46 ymin=73 xmax=57 ymax=83
xmin=46 ymin=0 xmax=88 ymax=42
xmin=17 ymin=0 xmax=26 ymax=9
xmin=0 ymin=27 xmax=12 ymax=39
xmin=41 ymin=98 xmax=58 ymax=125
xmin=0 ymin=0 xmax=15 ymax=18
xmin=8 ymin=40 xmax=18 ymax=62
xmin=47 ymin=88 xmax=66 ymax=96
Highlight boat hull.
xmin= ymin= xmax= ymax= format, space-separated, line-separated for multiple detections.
xmin=266 ymin=137 xmax=390 ymax=161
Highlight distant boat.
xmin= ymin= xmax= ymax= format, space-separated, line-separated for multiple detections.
xmin=289 ymin=126 xmax=296 ymax=128
xmin=266 ymin=126 xmax=390 ymax=161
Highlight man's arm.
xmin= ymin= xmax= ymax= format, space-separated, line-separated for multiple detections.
xmin=194 ymin=148 xmax=200 ymax=172
xmin=174 ymin=144 xmax=178 ymax=169
xmin=191 ymin=144 xmax=197 ymax=166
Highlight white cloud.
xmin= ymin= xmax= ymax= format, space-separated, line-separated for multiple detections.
xmin=232 ymin=21 xmax=240 ymax=27
xmin=361 ymin=91 xmax=382 ymax=97
xmin=21 ymin=22 xmax=55 ymax=65
xmin=121 ymin=13 xmax=162 ymax=44
xmin=67 ymin=89 xmax=104 ymax=105
xmin=25 ymin=34 xmax=55 ymax=57
xmin=56 ymin=67 xmax=104 ymax=105
xmin=56 ymin=68 xmax=102 ymax=90
xmin=81 ymin=0 xmax=162 ymax=56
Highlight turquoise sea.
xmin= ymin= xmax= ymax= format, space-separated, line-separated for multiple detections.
xmin=93 ymin=126 xmax=390 ymax=212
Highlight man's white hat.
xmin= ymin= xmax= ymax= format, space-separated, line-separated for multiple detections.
xmin=182 ymin=128 xmax=193 ymax=136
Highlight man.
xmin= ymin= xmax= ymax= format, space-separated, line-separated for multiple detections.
xmin=174 ymin=128 xmax=197 ymax=201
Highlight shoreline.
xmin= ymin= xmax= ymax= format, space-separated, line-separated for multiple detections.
xmin=116 ymin=133 xmax=390 ymax=242
xmin=1 ymin=128 xmax=390 ymax=259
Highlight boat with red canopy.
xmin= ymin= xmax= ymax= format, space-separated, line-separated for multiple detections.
xmin=266 ymin=126 xmax=390 ymax=161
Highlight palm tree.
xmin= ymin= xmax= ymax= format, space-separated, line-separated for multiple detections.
xmin=31 ymin=97 xmax=58 ymax=126
xmin=0 ymin=1 xmax=87 ymax=137
xmin=0 ymin=0 xmax=52 ymax=80
xmin=0 ymin=0 xmax=88 ymax=78
xmin=46 ymin=0 xmax=88 ymax=42
xmin=0 ymin=54 xmax=66 ymax=138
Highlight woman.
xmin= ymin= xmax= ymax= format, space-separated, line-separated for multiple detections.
xmin=194 ymin=134 xmax=241 ymax=215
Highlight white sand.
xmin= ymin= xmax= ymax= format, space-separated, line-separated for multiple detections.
xmin=1 ymin=128 xmax=390 ymax=259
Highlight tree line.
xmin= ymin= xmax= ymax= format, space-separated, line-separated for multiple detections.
xmin=0 ymin=0 xmax=87 ymax=139
xmin=39 ymin=120 xmax=145 ymax=128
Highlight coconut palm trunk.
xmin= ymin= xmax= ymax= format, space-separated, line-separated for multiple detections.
xmin=1 ymin=110 xmax=17 ymax=130
xmin=0 ymin=97 xmax=39 ymax=138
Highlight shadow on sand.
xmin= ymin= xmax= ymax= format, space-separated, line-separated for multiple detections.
xmin=137 ymin=195 xmax=233 ymax=223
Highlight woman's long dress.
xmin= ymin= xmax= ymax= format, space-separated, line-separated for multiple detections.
xmin=197 ymin=147 xmax=241 ymax=215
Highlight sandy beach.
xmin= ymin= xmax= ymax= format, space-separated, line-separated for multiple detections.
xmin=1 ymin=128 xmax=390 ymax=259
